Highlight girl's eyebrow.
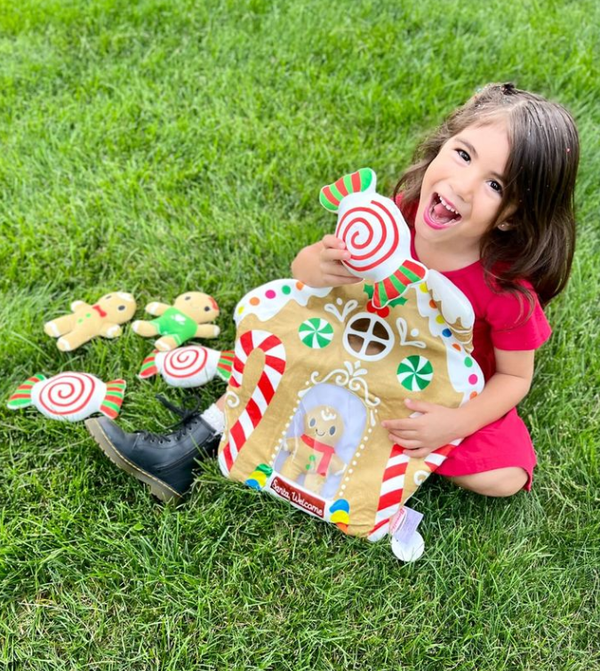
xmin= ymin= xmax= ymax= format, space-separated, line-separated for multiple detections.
xmin=455 ymin=136 xmax=505 ymax=182
xmin=455 ymin=136 xmax=478 ymax=158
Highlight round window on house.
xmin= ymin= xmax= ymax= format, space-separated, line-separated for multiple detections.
xmin=343 ymin=313 xmax=394 ymax=361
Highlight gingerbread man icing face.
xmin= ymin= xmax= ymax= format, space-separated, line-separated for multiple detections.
xmin=304 ymin=405 xmax=345 ymax=445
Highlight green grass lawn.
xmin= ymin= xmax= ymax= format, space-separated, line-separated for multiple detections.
xmin=1 ymin=0 xmax=599 ymax=668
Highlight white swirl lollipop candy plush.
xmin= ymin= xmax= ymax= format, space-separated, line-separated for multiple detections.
xmin=320 ymin=168 xmax=428 ymax=309
xmin=138 ymin=346 xmax=234 ymax=388
xmin=7 ymin=372 xmax=126 ymax=422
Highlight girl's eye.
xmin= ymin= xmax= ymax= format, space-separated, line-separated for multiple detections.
xmin=456 ymin=148 xmax=470 ymax=162
xmin=489 ymin=180 xmax=503 ymax=194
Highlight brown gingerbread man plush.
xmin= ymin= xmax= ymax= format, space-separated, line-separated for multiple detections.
xmin=44 ymin=292 xmax=137 ymax=352
xmin=279 ymin=405 xmax=347 ymax=494
xmin=131 ymin=291 xmax=220 ymax=351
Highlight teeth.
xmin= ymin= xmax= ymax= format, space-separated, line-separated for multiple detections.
xmin=439 ymin=195 xmax=458 ymax=215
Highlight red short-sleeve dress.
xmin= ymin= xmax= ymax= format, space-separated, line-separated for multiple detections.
xmin=404 ymin=207 xmax=551 ymax=490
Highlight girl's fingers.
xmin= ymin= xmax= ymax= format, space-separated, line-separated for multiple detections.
xmin=389 ymin=437 xmax=422 ymax=449
xmin=321 ymin=261 xmax=357 ymax=282
xmin=322 ymin=234 xmax=346 ymax=249
xmin=322 ymin=248 xmax=351 ymax=263
xmin=322 ymin=274 xmax=361 ymax=285
xmin=402 ymin=447 xmax=432 ymax=458
xmin=382 ymin=419 xmax=417 ymax=432
xmin=388 ymin=431 xmax=419 ymax=441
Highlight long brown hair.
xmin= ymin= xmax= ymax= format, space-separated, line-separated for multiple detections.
xmin=394 ymin=83 xmax=580 ymax=306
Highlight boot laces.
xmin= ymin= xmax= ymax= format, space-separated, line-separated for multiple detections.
xmin=143 ymin=394 xmax=207 ymax=444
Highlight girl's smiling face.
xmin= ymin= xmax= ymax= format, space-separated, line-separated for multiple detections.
xmin=415 ymin=121 xmax=512 ymax=258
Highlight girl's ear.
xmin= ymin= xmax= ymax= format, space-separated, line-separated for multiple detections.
xmin=497 ymin=220 xmax=512 ymax=231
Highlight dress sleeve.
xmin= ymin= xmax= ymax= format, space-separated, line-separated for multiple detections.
xmin=487 ymin=286 xmax=552 ymax=351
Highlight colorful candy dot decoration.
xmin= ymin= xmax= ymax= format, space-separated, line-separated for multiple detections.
xmin=298 ymin=318 xmax=334 ymax=349
xmin=397 ymin=355 xmax=434 ymax=391
xmin=329 ymin=499 xmax=351 ymax=531
xmin=7 ymin=372 xmax=126 ymax=422
xmin=245 ymin=464 xmax=274 ymax=490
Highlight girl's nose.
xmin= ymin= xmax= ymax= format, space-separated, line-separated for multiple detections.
xmin=451 ymin=169 xmax=478 ymax=202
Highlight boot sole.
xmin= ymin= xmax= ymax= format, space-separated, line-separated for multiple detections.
xmin=85 ymin=418 xmax=182 ymax=503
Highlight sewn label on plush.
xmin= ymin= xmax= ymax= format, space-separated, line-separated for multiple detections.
xmin=218 ymin=169 xmax=484 ymax=542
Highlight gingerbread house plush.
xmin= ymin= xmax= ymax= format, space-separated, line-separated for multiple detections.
xmin=218 ymin=170 xmax=484 ymax=547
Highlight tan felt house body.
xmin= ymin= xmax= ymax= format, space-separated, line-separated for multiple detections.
xmin=218 ymin=276 xmax=483 ymax=541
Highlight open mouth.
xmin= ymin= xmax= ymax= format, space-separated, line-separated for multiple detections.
xmin=426 ymin=193 xmax=462 ymax=227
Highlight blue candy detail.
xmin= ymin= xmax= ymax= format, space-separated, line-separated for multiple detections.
xmin=329 ymin=499 xmax=350 ymax=514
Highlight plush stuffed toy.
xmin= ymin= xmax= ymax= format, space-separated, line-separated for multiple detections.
xmin=218 ymin=168 xmax=485 ymax=558
xmin=132 ymin=292 xmax=220 ymax=351
xmin=7 ymin=372 xmax=126 ymax=422
xmin=279 ymin=405 xmax=347 ymax=495
xmin=44 ymin=292 xmax=137 ymax=351
xmin=138 ymin=346 xmax=234 ymax=387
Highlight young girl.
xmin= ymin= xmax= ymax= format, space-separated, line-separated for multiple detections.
xmin=86 ymin=83 xmax=579 ymax=502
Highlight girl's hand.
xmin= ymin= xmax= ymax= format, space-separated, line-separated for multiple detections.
xmin=291 ymin=235 xmax=360 ymax=288
xmin=381 ymin=398 xmax=467 ymax=459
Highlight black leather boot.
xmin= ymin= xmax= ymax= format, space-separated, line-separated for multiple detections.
xmin=85 ymin=397 xmax=222 ymax=502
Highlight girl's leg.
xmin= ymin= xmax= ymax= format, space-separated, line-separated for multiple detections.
xmin=446 ymin=467 xmax=528 ymax=497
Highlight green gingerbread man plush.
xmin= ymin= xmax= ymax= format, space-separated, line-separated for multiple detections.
xmin=132 ymin=291 xmax=220 ymax=351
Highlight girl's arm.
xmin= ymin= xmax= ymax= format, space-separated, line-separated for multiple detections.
xmin=382 ymin=348 xmax=535 ymax=459
xmin=291 ymin=235 xmax=360 ymax=287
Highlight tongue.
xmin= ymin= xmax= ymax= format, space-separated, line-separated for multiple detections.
xmin=432 ymin=202 xmax=455 ymax=224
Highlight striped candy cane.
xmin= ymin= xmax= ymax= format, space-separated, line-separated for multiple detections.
xmin=368 ymin=444 xmax=411 ymax=541
xmin=367 ymin=442 xmax=456 ymax=541
xmin=424 ymin=443 xmax=455 ymax=470
xmin=220 ymin=330 xmax=286 ymax=474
